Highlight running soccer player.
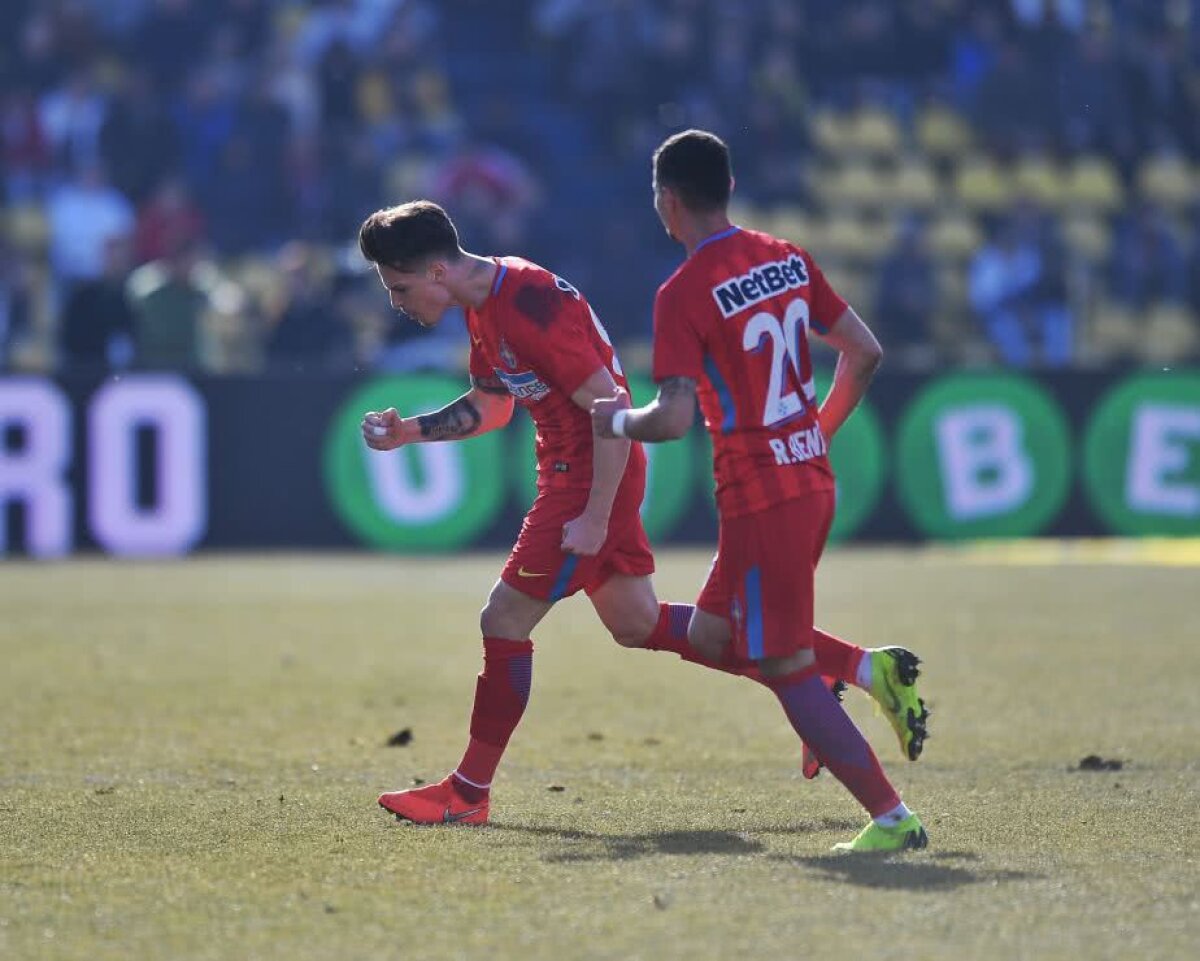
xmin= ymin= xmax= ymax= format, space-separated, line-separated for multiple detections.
xmin=359 ymin=202 xmax=910 ymax=825
xmin=592 ymin=130 xmax=929 ymax=852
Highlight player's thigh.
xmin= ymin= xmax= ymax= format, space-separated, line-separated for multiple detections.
xmin=588 ymin=573 xmax=660 ymax=647
xmin=480 ymin=577 xmax=555 ymax=640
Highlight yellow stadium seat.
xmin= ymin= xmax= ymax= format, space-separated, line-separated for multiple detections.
xmin=953 ymin=156 xmax=1014 ymax=212
xmin=822 ymin=215 xmax=892 ymax=262
xmin=824 ymin=163 xmax=890 ymax=211
xmin=1136 ymin=155 xmax=1197 ymax=211
xmin=1139 ymin=304 xmax=1199 ymax=364
xmin=2 ymin=204 xmax=49 ymax=252
xmin=928 ymin=212 xmax=984 ymax=261
xmin=1086 ymin=301 xmax=1139 ymax=361
xmin=812 ymin=109 xmax=856 ymax=156
xmin=766 ymin=206 xmax=813 ymax=246
xmin=1062 ymin=215 xmax=1113 ymax=263
xmin=915 ymin=104 xmax=972 ymax=160
xmin=887 ymin=159 xmax=941 ymax=210
xmin=845 ymin=107 xmax=903 ymax=159
xmin=1063 ymin=156 xmax=1124 ymax=214
xmin=1012 ymin=154 xmax=1068 ymax=209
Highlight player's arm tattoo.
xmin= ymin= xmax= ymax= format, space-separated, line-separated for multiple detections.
xmin=417 ymin=397 xmax=482 ymax=440
xmin=471 ymin=373 xmax=510 ymax=395
xmin=659 ymin=376 xmax=697 ymax=400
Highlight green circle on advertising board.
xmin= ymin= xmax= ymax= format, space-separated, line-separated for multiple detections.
xmin=813 ymin=369 xmax=887 ymax=540
xmin=512 ymin=375 xmax=695 ymax=540
xmin=1083 ymin=372 xmax=1200 ymax=536
xmin=323 ymin=376 xmax=506 ymax=550
xmin=895 ymin=373 xmax=1071 ymax=539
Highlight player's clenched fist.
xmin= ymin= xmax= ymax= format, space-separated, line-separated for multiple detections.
xmin=361 ymin=408 xmax=405 ymax=450
xmin=590 ymin=387 xmax=630 ymax=439
xmin=561 ymin=512 xmax=608 ymax=557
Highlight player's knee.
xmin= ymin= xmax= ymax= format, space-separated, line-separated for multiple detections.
xmin=607 ymin=603 xmax=660 ymax=649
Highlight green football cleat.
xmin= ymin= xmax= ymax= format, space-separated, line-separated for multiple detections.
xmin=868 ymin=647 xmax=930 ymax=761
xmin=832 ymin=814 xmax=928 ymax=853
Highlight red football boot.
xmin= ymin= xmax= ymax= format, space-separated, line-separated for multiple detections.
xmin=378 ymin=776 xmax=489 ymax=825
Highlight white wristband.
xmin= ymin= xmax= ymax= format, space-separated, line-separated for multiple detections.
xmin=611 ymin=409 xmax=630 ymax=438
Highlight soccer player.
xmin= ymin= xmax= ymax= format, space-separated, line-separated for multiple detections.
xmin=592 ymin=130 xmax=929 ymax=852
xmin=358 ymin=201 xmax=916 ymax=827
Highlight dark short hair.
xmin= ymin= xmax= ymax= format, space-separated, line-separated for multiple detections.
xmin=358 ymin=200 xmax=461 ymax=270
xmin=653 ymin=129 xmax=732 ymax=212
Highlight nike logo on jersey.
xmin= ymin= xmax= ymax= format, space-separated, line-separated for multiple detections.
xmin=517 ymin=567 xmax=548 ymax=578
xmin=443 ymin=806 xmax=484 ymax=823
xmin=712 ymin=255 xmax=810 ymax=318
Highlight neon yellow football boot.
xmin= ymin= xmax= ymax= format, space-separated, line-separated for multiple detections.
xmin=833 ymin=814 xmax=928 ymax=853
xmin=867 ymin=647 xmax=929 ymax=761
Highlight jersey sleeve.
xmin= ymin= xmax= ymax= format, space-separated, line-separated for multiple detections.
xmin=651 ymin=280 xmax=706 ymax=382
xmin=802 ymin=250 xmax=849 ymax=334
xmin=506 ymin=283 xmax=606 ymax=397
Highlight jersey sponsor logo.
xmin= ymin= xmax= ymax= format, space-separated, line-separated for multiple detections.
xmin=712 ymin=255 xmax=810 ymax=318
xmin=494 ymin=368 xmax=551 ymax=402
xmin=768 ymin=424 xmax=827 ymax=466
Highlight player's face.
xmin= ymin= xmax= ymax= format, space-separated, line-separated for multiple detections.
xmin=375 ymin=261 xmax=452 ymax=327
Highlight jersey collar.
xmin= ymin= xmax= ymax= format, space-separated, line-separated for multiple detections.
xmin=693 ymin=225 xmax=741 ymax=255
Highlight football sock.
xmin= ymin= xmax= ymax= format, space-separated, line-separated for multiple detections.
xmin=813 ymin=628 xmax=869 ymax=689
xmin=454 ymin=636 xmax=534 ymax=792
xmin=873 ymin=801 xmax=913 ymax=827
xmin=768 ymin=664 xmax=901 ymax=817
xmin=643 ymin=603 xmax=762 ymax=681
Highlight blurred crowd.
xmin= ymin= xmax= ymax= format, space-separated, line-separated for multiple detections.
xmin=1 ymin=0 xmax=1198 ymax=376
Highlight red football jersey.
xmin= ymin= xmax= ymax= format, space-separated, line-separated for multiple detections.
xmin=652 ymin=227 xmax=844 ymax=517
xmin=467 ymin=256 xmax=645 ymax=491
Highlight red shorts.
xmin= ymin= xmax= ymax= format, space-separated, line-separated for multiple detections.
xmin=696 ymin=490 xmax=834 ymax=660
xmin=500 ymin=486 xmax=655 ymax=602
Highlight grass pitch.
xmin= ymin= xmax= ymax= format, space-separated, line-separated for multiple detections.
xmin=2 ymin=547 xmax=1198 ymax=961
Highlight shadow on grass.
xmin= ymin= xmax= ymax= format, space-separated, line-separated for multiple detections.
xmin=773 ymin=850 xmax=1040 ymax=891
xmin=493 ymin=824 xmax=770 ymax=862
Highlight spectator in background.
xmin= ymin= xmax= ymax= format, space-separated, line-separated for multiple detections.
xmin=0 ymin=240 xmax=37 ymax=370
xmin=263 ymin=241 xmax=354 ymax=373
xmin=1110 ymin=203 xmax=1188 ymax=310
xmin=127 ymin=233 xmax=210 ymax=369
xmin=38 ymin=67 xmax=108 ymax=173
xmin=1 ymin=81 xmax=52 ymax=202
xmin=134 ymin=176 xmax=207 ymax=265
xmin=59 ymin=235 xmax=135 ymax=371
xmin=429 ymin=141 xmax=541 ymax=252
xmin=100 ymin=67 xmax=181 ymax=206
xmin=45 ymin=163 xmax=136 ymax=289
xmin=969 ymin=203 xmax=1073 ymax=367
xmin=874 ymin=215 xmax=940 ymax=368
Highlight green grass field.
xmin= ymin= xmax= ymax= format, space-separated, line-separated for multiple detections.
xmin=2 ymin=547 xmax=1198 ymax=961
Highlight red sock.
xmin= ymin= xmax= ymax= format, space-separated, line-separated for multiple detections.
xmin=454 ymin=636 xmax=533 ymax=792
xmin=643 ymin=603 xmax=763 ymax=682
xmin=768 ymin=665 xmax=900 ymax=817
xmin=813 ymin=628 xmax=866 ymax=685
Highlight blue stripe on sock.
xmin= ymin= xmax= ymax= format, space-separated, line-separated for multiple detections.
xmin=549 ymin=555 xmax=579 ymax=602
xmin=668 ymin=603 xmax=692 ymax=640
xmin=508 ymin=655 xmax=532 ymax=706
xmin=745 ymin=566 xmax=764 ymax=660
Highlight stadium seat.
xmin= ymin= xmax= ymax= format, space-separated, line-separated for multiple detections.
xmin=1085 ymin=301 xmax=1139 ymax=361
xmin=915 ymin=103 xmax=972 ymax=160
xmin=887 ymin=159 xmax=941 ymax=210
xmin=845 ymin=107 xmax=902 ymax=160
xmin=812 ymin=109 xmax=856 ymax=157
xmin=1063 ymin=156 xmax=1124 ymax=214
xmin=822 ymin=214 xmax=893 ymax=262
xmin=1062 ymin=215 xmax=1113 ymax=263
xmin=928 ymin=212 xmax=983 ymax=261
xmin=2 ymin=204 xmax=50 ymax=253
xmin=1136 ymin=155 xmax=1197 ymax=211
xmin=1013 ymin=154 xmax=1068 ymax=209
xmin=823 ymin=163 xmax=890 ymax=211
xmin=953 ymin=156 xmax=1013 ymax=213
xmin=1139 ymin=304 xmax=1199 ymax=364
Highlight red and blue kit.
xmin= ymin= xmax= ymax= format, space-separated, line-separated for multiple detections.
xmin=652 ymin=228 xmax=848 ymax=658
xmin=467 ymin=256 xmax=652 ymax=600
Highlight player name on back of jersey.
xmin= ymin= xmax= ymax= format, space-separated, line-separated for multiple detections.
xmin=711 ymin=254 xmax=810 ymax=318
xmin=768 ymin=424 xmax=827 ymax=467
